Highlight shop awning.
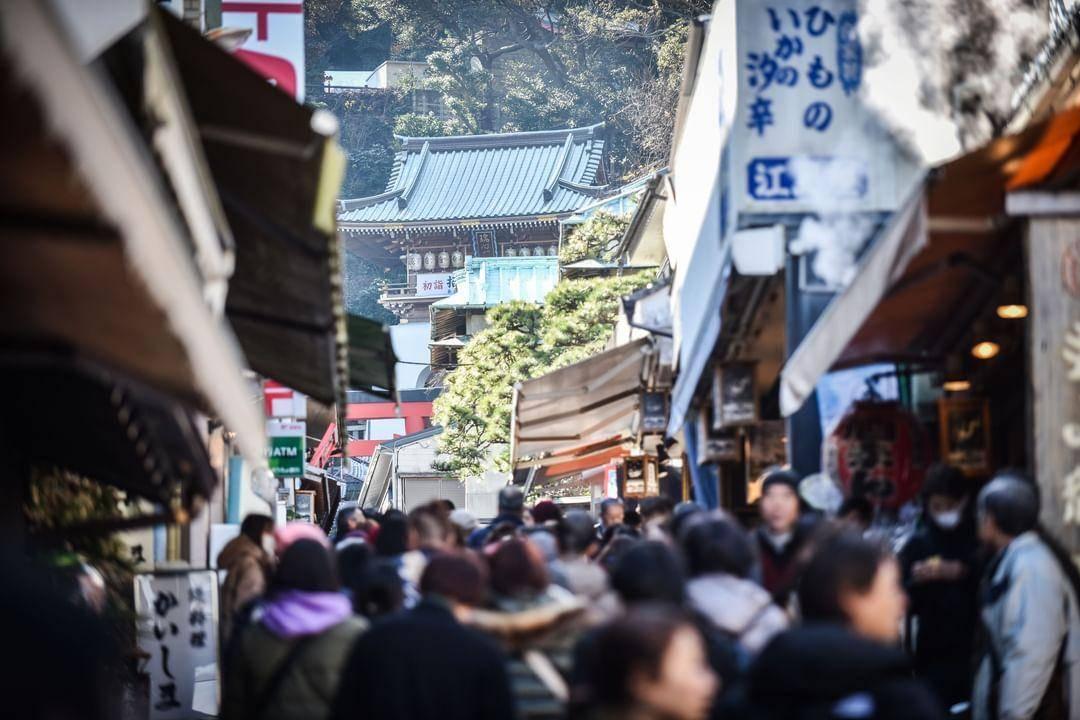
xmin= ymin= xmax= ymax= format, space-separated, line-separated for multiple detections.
xmin=0 ymin=0 xmax=267 ymax=494
xmin=511 ymin=338 xmax=652 ymax=468
xmin=346 ymin=314 xmax=396 ymax=396
xmin=159 ymin=11 xmax=352 ymax=408
xmin=780 ymin=106 xmax=1080 ymax=416
xmin=1 ymin=352 xmax=216 ymax=509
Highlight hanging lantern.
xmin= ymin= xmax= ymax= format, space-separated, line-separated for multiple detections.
xmin=406 ymin=253 xmax=422 ymax=271
xmin=451 ymin=249 xmax=465 ymax=267
xmin=438 ymin=251 xmax=451 ymax=269
xmin=825 ymin=400 xmax=930 ymax=510
xmin=547 ymin=245 xmax=558 ymax=256
xmin=505 ymin=247 xmax=517 ymax=257
xmin=423 ymin=252 xmax=436 ymax=270
xmin=533 ymin=246 xmax=545 ymax=257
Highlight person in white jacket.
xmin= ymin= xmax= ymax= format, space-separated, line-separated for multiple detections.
xmin=681 ymin=513 xmax=788 ymax=655
xmin=973 ymin=473 xmax=1080 ymax=720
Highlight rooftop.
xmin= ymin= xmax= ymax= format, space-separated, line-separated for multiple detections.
xmin=338 ymin=123 xmax=609 ymax=230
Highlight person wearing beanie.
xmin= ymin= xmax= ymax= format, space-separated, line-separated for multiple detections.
xmin=222 ymin=539 xmax=366 ymax=720
xmin=531 ymin=499 xmax=562 ymax=526
xmin=753 ymin=467 xmax=807 ymax=608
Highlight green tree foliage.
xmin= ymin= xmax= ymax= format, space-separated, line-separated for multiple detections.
xmin=393 ymin=112 xmax=471 ymax=138
xmin=559 ymin=210 xmax=630 ymax=264
xmin=309 ymin=0 xmax=708 ymax=183
xmin=343 ymin=250 xmax=400 ymax=324
xmin=433 ymin=271 xmax=651 ymax=479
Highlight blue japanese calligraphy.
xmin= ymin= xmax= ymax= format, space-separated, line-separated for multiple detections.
xmin=804 ymin=102 xmax=833 ymax=131
xmin=805 ymin=6 xmax=836 ymax=36
xmin=747 ymin=158 xmax=797 ymax=201
xmin=837 ymin=11 xmax=862 ymax=95
xmin=774 ymin=34 xmax=804 ymax=60
xmin=746 ymin=52 xmax=798 ymax=93
xmin=748 ymin=97 xmax=775 ymax=136
xmin=808 ymin=55 xmax=834 ymax=89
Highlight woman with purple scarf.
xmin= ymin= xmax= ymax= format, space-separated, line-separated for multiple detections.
xmin=222 ymin=539 xmax=367 ymax=720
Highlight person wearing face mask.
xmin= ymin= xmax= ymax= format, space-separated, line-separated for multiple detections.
xmin=218 ymin=513 xmax=276 ymax=646
xmin=897 ymin=463 xmax=980 ymax=713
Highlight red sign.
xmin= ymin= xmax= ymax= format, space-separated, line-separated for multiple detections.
xmin=221 ymin=1 xmax=305 ymax=102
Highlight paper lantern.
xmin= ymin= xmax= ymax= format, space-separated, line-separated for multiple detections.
xmin=825 ymin=401 xmax=930 ymax=509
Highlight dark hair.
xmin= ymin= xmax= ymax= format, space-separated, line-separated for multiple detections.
xmin=240 ymin=514 xmax=274 ymax=544
xmin=498 ymin=486 xmax=525 ymax=513
xmin=336 ymin=541 xmax=372 ymax=590
xmin=409 ymin=506 xmax=451 ymax=546
xmin=600 ymin=498 xmax=624 ymax=518
xmin=351 ymin=558 xmax=405 ymax=618
xmin=760 ymin=467 xmax=801 ymax=497
xmin=375 ymin=510 xmax=409 ymax=556
xmin=837 ymin=496 xmax=874 ymax=526
xmin=560 ymin=509 xmax=598 ymax=555
xmin=798 ymin=530 xmax=891 ymax=624
xmin=270 ymin=539 xmax=339 ymax=594
xmin=531 ymin=500 xmax=562 ymax=525
xmin=681 ymin=515 xmax=755 ymax=579
xmin=420 ymin=552 xmax=488 ymax=606
xmin=922 ymin=463 xmax=968 ymax=501
xmin=623 ymin=510 xmax=643 ymax=529
xmin=579 ymin=606 xmax=694 ymax=711
xmin=639 ymin=496 xmax=675 ymax=520
xmin=978 ymin=475 xmax=1039 ymax=537
xmin=610 ymin=541 xmax=686 ymax=606
xmin=489 ymin=539 xmax=549 ymax=597
xmin=597 ymin=534 xmax=641 ymax=575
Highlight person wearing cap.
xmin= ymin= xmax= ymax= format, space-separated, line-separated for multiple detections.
xmin=753 ymin=467 xmax=807 ymax=607
xmin=467 ymin=486 xmax=525 ymax=549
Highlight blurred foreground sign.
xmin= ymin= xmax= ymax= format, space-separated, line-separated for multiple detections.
xmin=135 ymin=571 xmax=219 ymax=719
xmin=222 ymin=0 xmax=305 ymax=101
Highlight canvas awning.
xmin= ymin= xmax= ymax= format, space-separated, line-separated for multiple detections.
xmin=0 ymin=0 xmax=268 ymax=502
xmin=780 ymin=106 xmax=1080 ymax=416
xmin=511 ymin=338 xmax=652 ymax=468
xmin=159 ymin=11 xmax=353 ymax=408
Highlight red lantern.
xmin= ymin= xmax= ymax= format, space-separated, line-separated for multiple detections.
xmin=826 ymin=401 xmax=930 ymax=509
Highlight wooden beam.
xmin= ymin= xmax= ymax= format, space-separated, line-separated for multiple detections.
xmin=1027 ymin=217 xmax=1080 ymax=553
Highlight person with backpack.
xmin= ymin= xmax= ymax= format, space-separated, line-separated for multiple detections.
xmin=972 ymin=472 xmax=1080 ymax=720
xmin=681 ymin=513 xmax=788 ymax=655
xmin=222 ymin=539 xmax=366 ymax=720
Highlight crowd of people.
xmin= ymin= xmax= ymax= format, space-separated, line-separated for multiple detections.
xmin=208 ymin=463 xmax=1080 ymax=720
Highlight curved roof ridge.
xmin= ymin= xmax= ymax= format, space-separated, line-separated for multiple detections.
xmin=394 ymin=121 xmax=605 ymax=150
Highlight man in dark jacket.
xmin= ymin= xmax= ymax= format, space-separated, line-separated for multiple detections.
xmin=753 ymin=468 xmax=808 ymax=607
xmin=331 ymin=552 xmax=515 ymax=720
xmin=467 ymin=486 xmax=525 ymax=549
xmin=898 ymin=463 xmax=980 ymax=712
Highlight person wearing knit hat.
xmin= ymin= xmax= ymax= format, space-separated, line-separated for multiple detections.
xmin=753 ymin=466 xmax=807 ymax=608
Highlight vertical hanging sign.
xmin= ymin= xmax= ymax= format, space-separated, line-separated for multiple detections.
xmin=221 ymin=0 xmax=305 ymax=101
xmin=136 ymin=571 xmax=219 ymax=719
